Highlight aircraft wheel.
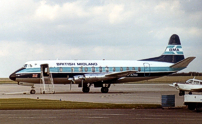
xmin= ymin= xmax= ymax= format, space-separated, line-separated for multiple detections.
xmin=189 ymin=92 xmax=192 ymax=95
xmin=43 ymin=91 xmax=45 ymax=94
xmin=82 ymin=87 xmax=90 ymax=93
xmin=101 ymin=87 xmax=109 ymax=93
xmin=188 ymin=104 xmax=195 ymax=110
xmin=179 ymin=90 xmax=185 ymax=96
xmin=30 ymin=90 xmax=36 ymax=94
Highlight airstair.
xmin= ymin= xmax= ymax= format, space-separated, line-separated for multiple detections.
xmin=40 ymin=64 xmax=55 ymax=94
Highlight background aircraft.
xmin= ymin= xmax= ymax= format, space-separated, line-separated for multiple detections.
xmin=170 ymin=77 xmax=202 ymax=96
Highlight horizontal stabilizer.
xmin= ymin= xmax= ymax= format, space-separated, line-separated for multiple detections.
xmin=170 ymin=57 xmax=196 ymax=68
xmin=105 ymin=70 xmax=137 ymax=77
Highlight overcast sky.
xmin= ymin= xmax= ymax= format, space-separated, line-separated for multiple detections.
xmin=0 ymin=0 xmax=201 ymax=77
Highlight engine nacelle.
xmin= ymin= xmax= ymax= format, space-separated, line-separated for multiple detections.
xmin=84 ymin=73 xmax=104 ymax=78
xmin=73 ymin=75 xmax=85 ymax=81
xmin=84 ymin=74 xmax=113 ymax=82
xmin=18 ymin=82 xmax=34 ymax=86
xmin=73 ymin=74 xmax=115 ymax=84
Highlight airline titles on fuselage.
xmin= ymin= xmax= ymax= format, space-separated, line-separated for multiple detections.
xmin=56 ymin=62 xmax=98 ymax=66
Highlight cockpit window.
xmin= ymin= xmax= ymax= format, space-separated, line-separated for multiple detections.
xmin=186 ymin=80 xmax=193 ymax=84
xmin=186 ymin=80 xmax=191 ymax=84
xmin=24 ymin=64 xmax=28 ymax=68
xmin=23 ymin=64 xmax=32 ymax=68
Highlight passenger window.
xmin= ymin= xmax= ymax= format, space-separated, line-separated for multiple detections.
xmin=138 ymin=67 xmax=141 ymax=71
xmin=113 ymin=67 xmax=116 ymax=72
xmin=59 ymin=67 xmax=63 ymax=72
xmin=99 ymin=66 xmax=102 ymax=72
xmin=71 ymin=67 xmax=74 ymax=73
xmin=194 ymin=81 xmax=199 ymax=85
xmin=105 ymin=66 xmax=109 ymax=73
xmin=79 ymin=67 xmax=83 ymax=72
xmin=120 ymin=67 xmax=123 ymax=71
xmin=126 ymin=67 xmax=129 ymax=71
xmin=92 ymin=67 xmax=95 ymax=72
xmin=132 ymin=67 xmax=135 ymax=70
xmin=85 ymin=67 xmax=88 ymax=72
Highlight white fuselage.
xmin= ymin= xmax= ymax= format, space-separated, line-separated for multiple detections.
xmin=12 ymin=59 xmax=179 ymax=84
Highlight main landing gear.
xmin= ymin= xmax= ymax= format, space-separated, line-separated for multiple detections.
xmin=179 ymin=90 xmax=185 ymax=96
xmin=82 ymin=83 xmax=91 ymax=93
xmin=81 ymin=83 xmax=111 ymax=93
xmin=101 ymin=87 xmax=109 ymax=93
xmin=189 ymin=91 xmax=192 ymax=95
xmin=101 ymin=83 xmax=110 ymax=93
xmin=82 ymin=86 xmax=90 ymax=93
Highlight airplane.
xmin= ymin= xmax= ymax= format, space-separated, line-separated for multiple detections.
xmin=170 ymin=78 xmax=202 ymax=96
xmin=9 ymin=34 xmax=195 ymax=94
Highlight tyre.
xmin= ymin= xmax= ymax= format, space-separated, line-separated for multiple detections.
xmin=30 ymin=90 xmax=36 ymax=94
xmin=101 ymin=87 xmax=109 ymax=93
xmin=188 ymin=104 xmax=195 ymax=110
xmin=82 ymin=87 xmax=90 ymax=93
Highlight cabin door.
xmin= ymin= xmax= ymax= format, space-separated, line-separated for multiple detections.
xmin=40 ymin=64 xmax=50 ymax=77
xmin=143 ymin=63 xmax=150 ymax=77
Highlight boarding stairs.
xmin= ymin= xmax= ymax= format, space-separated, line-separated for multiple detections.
xmin=40 ymin=64 xmax=55 ymax=94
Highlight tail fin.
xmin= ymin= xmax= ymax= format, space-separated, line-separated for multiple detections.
xmin=140 ymin=34 xmax=185 ymax=63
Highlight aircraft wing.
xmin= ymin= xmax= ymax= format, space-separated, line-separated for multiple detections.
xmin=105 ymin=70 xmax=137 ymax=78
xmin=190 ymin=88 xmax=202 ymax=92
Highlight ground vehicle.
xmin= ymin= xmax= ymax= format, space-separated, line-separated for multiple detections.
xmin=184 ymin=95 xmax=202 ymax=111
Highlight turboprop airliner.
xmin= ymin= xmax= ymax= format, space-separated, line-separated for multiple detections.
xmin=9 ymin=34 xmax=195 ymax=94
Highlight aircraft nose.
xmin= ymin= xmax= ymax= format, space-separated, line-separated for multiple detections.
xmin=9 ymin=67 xmax=25 ymax=81
xmin=9 ymin=73 xmax=16 ymax=81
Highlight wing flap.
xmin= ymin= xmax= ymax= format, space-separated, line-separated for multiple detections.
xmin=170 ymin=57 xmax=196 ymax=68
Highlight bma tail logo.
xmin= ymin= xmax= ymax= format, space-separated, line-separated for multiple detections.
xmin=169 ymin=48 xmax=179 ymax=52
xmin=163 ymin=45 xmax=183 ymax=55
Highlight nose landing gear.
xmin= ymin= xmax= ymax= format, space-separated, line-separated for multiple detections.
xmin=30 ymin=86 xmax=36 ymax=94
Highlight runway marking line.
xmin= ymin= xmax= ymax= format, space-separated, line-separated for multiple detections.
xmin=88 ymin=117 xmax=109 ymax=119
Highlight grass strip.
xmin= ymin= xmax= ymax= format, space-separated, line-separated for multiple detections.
xmin=0 ymin=98 xmax=161 ymax=110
